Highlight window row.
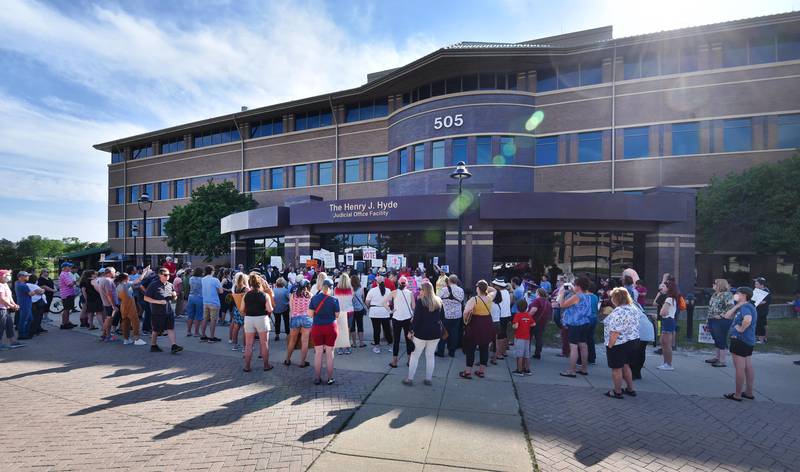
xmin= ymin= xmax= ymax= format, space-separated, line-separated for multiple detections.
xmin=399 ymin=73 xmax=520 ymax=106
xmin=161 ymin=137 xmax=185 ymax=154
xmin=113 ymin=218 xmax=169 ymax=238
xmin=193 ymin=126 xmax=240 ymax=149
xmin=116 ymin=179 xmax=187 ymax=205
xmin=536 ymin=61 xmax=603 ymax=92
xmin=345 ymin=98 xmax=389 ymax=123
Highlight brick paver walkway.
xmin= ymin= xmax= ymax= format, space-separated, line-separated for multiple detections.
xmin=0 ymin=332 xmax=382 ymax=472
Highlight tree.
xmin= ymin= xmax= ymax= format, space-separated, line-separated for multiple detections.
xmin=697 ymin=154 xmax=800 ymax=260
xmin=16 ymin=235 xmax=64 ymax=269
xmin=163 ymin=181 xmax=256 ymax=261
xmin=0 ymin=239 xmax=19 ymax=268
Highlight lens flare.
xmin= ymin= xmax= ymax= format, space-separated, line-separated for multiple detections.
xmin=448 ymin=190 xmax=475 ymax=218
xmin=492 ymin=154 xmax=507 ymax=165
xmin=525 ymin=110 xmax=545 ymax=131
xmin=501 ymin=141 xmax=516 ymax=157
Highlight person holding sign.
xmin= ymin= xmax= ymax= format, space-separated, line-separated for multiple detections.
xmin=723 ymin=287 xmax=758 ymax=402
xmin=752 ymin=277 xmax=770 ymax=344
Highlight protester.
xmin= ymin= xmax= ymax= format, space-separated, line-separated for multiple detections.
xmin=79 ymin=270 xmax=103 ymax=331
xmin=116 ymin=272 xmax=146 ymax=346
xmin=657 ymin=281 xmax=679 ymax=371
xmin=14 ymin=271 xmax=36 ymax=340
xmin=200 ymin=266 xmax=223 ymax=342
xmin=58 ymin=262 xmax=78 ymax=329
xmin=753 ymin=277 xmax=770 ymax=344
xmin=631 ymin=307 xmax=655 ymax=380
xmin=366 ymin=275 xmax=392 ymax=353
xmin=162 ymin=256 xmax=177 ymax=278
xmin=349 ymin=274 xmax=367 ymax=348
xmin=528 ymin=288 xmax=552 ymax=359
xmin=173 ymin=269 xmax=186 ymax=317
xmin=603 ymin=287 xmax=640 ymax=398
xmin=143 ymin=268 xmax=182 ymax=353
xmin=272 ymin=278 xmax=291 ymax=341
xmin=26 ymin=273 xmax=47 ymax=335
xmin=435 ymin=274 xmax=464 ymax=357
xmin=511 ymin=299 xmax=534 ymax=376
xmin=403 ymin=281 xmax=442 ymax=386
xmin=218 ymin=269 xmax=233 ymax=327
xmin=552 ymin=275 xmax=570 ymax=358
xmin=241 ymin=273 xmax=273 ymax=372
xmin=724 ymin=287 xmax=758 ymax=401
xmin=539 ymin=275 xmax=552 ymax=294
xmin=388 ymin=276 xmax=414 ymax=368
xmin=285 ymin=279 xmax=312 ymax=367
xmin=333 ymin=275 xmax=353 ymax=355
xmin=229 ymin=272 xmax=248 ymax=351
xmin=557 ymin=276 xmax=592 ymax=378
xmin=634 ymin=279 xmax=648 ymax=306
xmin=459 ymin=280 xmax=497 ymax=379
xmin=706 ymin=279 xmax=735 ymax=367
xmin=308 ymin=278 xmax=340 ymax=385
xmin=93 ymin=268 xmax=117 ymax=342
xmin=185 ymin=267 xmax=204 ymax=337
xmin=492 ymin=279 xmax=512 ymax=362
xmin=0 ymin=269 xmax=23 ymax=349
xmin=37 ymin=269 xmax=55 ymax=322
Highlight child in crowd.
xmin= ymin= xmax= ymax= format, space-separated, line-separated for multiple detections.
xmin=511 ymin=299 xmax=534 ymax=376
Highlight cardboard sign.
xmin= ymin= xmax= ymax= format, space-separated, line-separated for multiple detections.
xmin=418 ymin=262 xmax=425 ymax=271
xmin=752 ymin=288 xmax=769 ymax=306
xmin=345 ymin=253 xmax=354 ymax=265
xmin=697 ymin=323 xmax=714 ymax=344
xmin=322 ymin=252 xmax=336 ymax=268
xmin=363 ymin=248 xmax=377 ymax=260
xmin=299 ymin=255 xmax=310 ymax=264
xmin=312 ymin=250 xmax=322 ymax=260
xmin=441 ymin=265 xmax=450 ymax=274
xmin=372 ymin=259 xmax=383 ymax=268
xmin=432 ymin=257 xmax=439 ymax=267
xmin=270 ymin=256 xmax=283 ymax=270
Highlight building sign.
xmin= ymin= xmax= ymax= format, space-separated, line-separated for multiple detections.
xmin=290 ymin=195 xmax=455 ymax=225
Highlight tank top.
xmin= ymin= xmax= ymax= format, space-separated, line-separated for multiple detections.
xmin=471 ymin=295 xmax=492 ymax=316
xmin=290 ymin=294 xmax=311 ymax=317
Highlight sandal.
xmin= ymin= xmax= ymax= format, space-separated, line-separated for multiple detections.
xmin=705 ymin=358 xmax=719 ymax=364
xmin=263 ymin=364 xmax=274 ymax=371
xmin=458 ymin=371 xmax=472 ymax=380
xmin=623 ymin=388 xmax=637 ymax=397
xmin=724 ymin=393 xmax=742 ymax=402
xmin=742 ymin=393 xmax=755 ymax=400
xmin=243 ymin=367 xmax=251 ymax=373
xmin=605 ymin=390 xmax=624 ymax=399
xmin=283 ymin=359 xmax=291 ymax=366
xmin=711 ymin=362 xmax=727 ymax=368
xmin=299 ymin=361 xmax=310 ymax=368
xmin=577 ymin=371 xmax=589 ymax=376
xmin=559 ymin=372 xmax=577 ymax=378
xmin=475 ymin=371 xmax=485 ymax=378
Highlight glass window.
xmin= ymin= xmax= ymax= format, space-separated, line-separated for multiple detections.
xmin=507 ymin=73 xmax=518 ymax=90
xmin=159 ymin=181 xmax=170 ymax=200
xmin=431 ymin=80 xmax=446 ymax=96
xmin=680 ymin=46 xmax=698 ymax=72
xmin=623 ymin=127 xmax=650 ymax=159
xmin=114 ymin=188 xmax=124 ymax=205
xmin=131 ymin=145 xmax=153 ymax=160
xmin=446 ymin=76 xmax=461 ymax=94
xmin=294 ymin=113 xmax=307 ymax=131
xmin=374 ymin=98 xmax=388 ymax=117
xmin=499 ymin=136 xmax=516 ymax=164
xmin=641 ymin=51 xmax=659 ymax=77
xmin=535 ymin=136 xmax=558 ymax=165
xmin=319 ymin=162 xmax=333 ymax=185
xmin=160 ymin=218 xmax=168 ymax=236
xmin=537 ymin=68 xmax=556 ymax=92
xmin=558 ymin=64 xmax=579 ymax=89
xmin=452 ymin=138 xmax=467 ymax=166
xmin=143 ymin=219 xmax=153 ymax=237
xmin=174 ymin=179 xmax=185 ymax=199
xmin=578 ymin=132 xmax=603 ymax=162
xmin=143 ymin=183 xmax=154 ymax=200
xmin=723 ymin=118 xmax=752 ymax=152
xmin=399 ymin=148 xmax=409 ymax=174
xmin=128 ymin=221 xmax=138 ymax=237
xmin=414 ymin=144 xmax=425 ymax=171
xmin=778 ymin=33 xmax=800 ymax=61
xmin=777 ymin=114 xmax=800 ymax=149
xmin=496 ymin=73 xmax=507 ymax=89
xmin=345 ymin=104 xmax=359 ymax=122
xmin=161 ymin=138 xmax=184 ymax=154
xmin=247 ymin=170 xmax=261 ymax=192
xmin=432 ymin=141 xmax=445 ymax=168
xmin=479 ymin=73 xmax=495 ymax=90
xmin=416 ymin=86 xmax=430 ymax=102
xmin=661 ymin=51 xmax=679 ymax=75
xmin=580 ymin=61 xmax=602 ymax=85
xmin=476 ymin=136 xmax=492 ymax=165
xmin=111 ymin=151 xmax=124 ymax=163
xmin=750 ymin=36 xmax=776 ymax=64
xmin=116 ymin=222 xmax=124 ymax=239
xmin=344 ymin=159 xmax=360 ymax=183
xmin=294 ymin=165 xmax=308 ymax=187
xmin=671 ymin=122 xmax=700 ymax=155
xmin=462 ymin=74 xmax=478 ymax=91
xmin=271 ymin=168 xmax=284 ymax=189
xmin=129 ymin=186 xmax=139 ymax=205
xmin=320 ymin=111 xmax=332 ymax=126
xmin=372 ymin=155 xmax=388 ymax=180
xmin=306 ymin=111 xmax=320 ymax=129
xmin=723 ymin=40 xmax=748 ymax=67
xmin=623 ymin=55 xmax=641 ymax=80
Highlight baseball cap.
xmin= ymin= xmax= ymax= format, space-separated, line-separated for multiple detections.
xmin=322 ymin=278 xmax=334 ymax=288
xmin=60 ymin=262 xmax=73 ymax=268
xmin=736 ymin=286 xmax=754 ymax=299
xmin=17 ymin=271 xmax=31 ymax=277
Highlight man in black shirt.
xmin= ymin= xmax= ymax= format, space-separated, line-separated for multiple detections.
xmin=144 ymin=268 xmax=182 ymax=354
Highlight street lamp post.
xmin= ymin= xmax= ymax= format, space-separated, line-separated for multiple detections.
xmin=449 ymin=161 xmax=472 ymax=278
xmin=131 ymin=223 xmax=139 ymax=266
xmin=137 ymin=193 xmax=152 ymax=267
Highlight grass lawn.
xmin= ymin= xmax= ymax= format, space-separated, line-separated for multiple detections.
xmin=536 ymin=317 xmax=800 ymax=354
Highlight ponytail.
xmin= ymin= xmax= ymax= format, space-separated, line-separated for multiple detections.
xmin=379 ymin=281 xmax=386 ymax=296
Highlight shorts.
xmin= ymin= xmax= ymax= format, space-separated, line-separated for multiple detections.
xmin=498 ymin=317 xmax=511 ymax=340
xmin=203 ymin=304 xmax=220 ymax=321
xmin=661 ymin=317 xmax=676 ymax=333
xmin=63 ymin=295 xmax=75 ymax=312
xmin=513 ymin=338 xmax=531 ymax=358
xmin=290 ymin=315 xmax=313 ymax=329
xmin=244 ymin=315 xmax=271 ymax=334
xmin=729 ymin=337 xmax=754 ymax=357
xmin=310 ymin=322 xmax=338 ymax=347
xmin=606 ymin=340 xmax=637 ymax=369
xmin=103 ymin=305 xmax=114 ymax=318
xmin=151 ymin=312 xmax=174 ymax=332
xmin=567 ymin=324 xmax=591 ymax=344
xmin=0 ymin=308 xmax=14 ymax=339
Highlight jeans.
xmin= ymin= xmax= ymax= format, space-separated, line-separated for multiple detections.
xmin=436 ymin=317 xmax=462 ymax=356
xmin=371 ymin=318 xmax=392 ymax=345
xmin=408 ymin=338 xmax=439 ymax=381
xmin=18 ymin=306 xmax=32 ymax=338
xmin=531 ymin=321 xmax=546 ymax=357
xmin=391 ymin=318 xmax=414 ymax=356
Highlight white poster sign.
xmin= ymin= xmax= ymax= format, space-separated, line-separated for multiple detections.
xmin=441 ymin=265 xmax=450 ymax=274
xmin=312 ymin=250 xmax=322 ymax=260
xmin=418 ymin=262 xmax=425 ymax=271
xmin=387 ymin=254 xmax=403 ymax=269
xmin=338 ymin=255 xmax=344 ymax=263
xmin=698 ymin=323 xmax=714 ymax=344
xmin=299 ymin=255 xmax=310 ymax=264
xmin=270 ymin=256 xmax=283 ymax=270
xmin=372 ymin=259 xmax=383 ymax=268
xmin=752 ymin=288 xmax=769 ymax=306
xmin=363 ymin=248 xmax=377 ymax=260
xmin=432 ymin=257 xmax=439 ymax=267
xmin=345 ymin=253 xmax=354 ymax=265
xmin=323 ymin=252 xmax=336 ymax=268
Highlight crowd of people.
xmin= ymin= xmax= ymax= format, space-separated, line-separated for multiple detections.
xmin=1 ymin=257 xmax=796 ymax=398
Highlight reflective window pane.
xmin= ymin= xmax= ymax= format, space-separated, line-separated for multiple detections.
xmin=247 ymin=170 xmax=261 ymax=192
xmin=580 ymin=61 xmax=602 ymax=85
xmin=294 ymin=165 xmax=308 ymax=187
xmin=723 ymin=118 xmax=752 ymax=152
xmin=558 ymin=64 xmax=579 ymax=89
xmin=271 ymin=168 xmax=284 ymax=189
xmin=750 ymin=36 xmax=776 ymax=64
xmin=671 ymin=122 xmax=700 ymax=156
xmin=319 ymin=162 xmax=333 ymax=185
xmin=476 ymin=136 xmax=492 ymax=164
xmin=372 ymin=155 xmax=388 ymax=180
xmin=535 ymin=136 xmax=558 ymax=165
xmin=777 ymin=114 xmax=800 ymax=149
xmin=344 ymin=159 xmax=360 ymax=183
xmin=578 ymin=132 xmax=603 ymax=162
xmin=452 ymin=138 xmax=467 ymax=166
xmin=623 ymin=127 xmax=650 ymax=159
xmin=432 ymin=141 xmax=445 ymax=168
xmin=537 ymin=68 xmax=556 ymax=92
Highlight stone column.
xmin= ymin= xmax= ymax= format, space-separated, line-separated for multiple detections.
xmin=284 ymin=228 xmax=319 ymax=268
xmin=230 ymin=236 xmax=247 ymax=268
xmin=643 ymin=189 xmax=697 ymax=296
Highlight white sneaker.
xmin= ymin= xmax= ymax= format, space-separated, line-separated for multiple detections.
xmin=372 ymin=346 xmax=381 ymax=354
xmin=123 ymin=339 xmax=132 ymax=345
xmin=657 ymin=364 xmax=674 ymax=371
xmin=133 ymin=339 xmax=147 ymax=346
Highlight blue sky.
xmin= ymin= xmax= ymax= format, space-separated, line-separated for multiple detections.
xmin=0 ymin=0 xmax=796 ymax=242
